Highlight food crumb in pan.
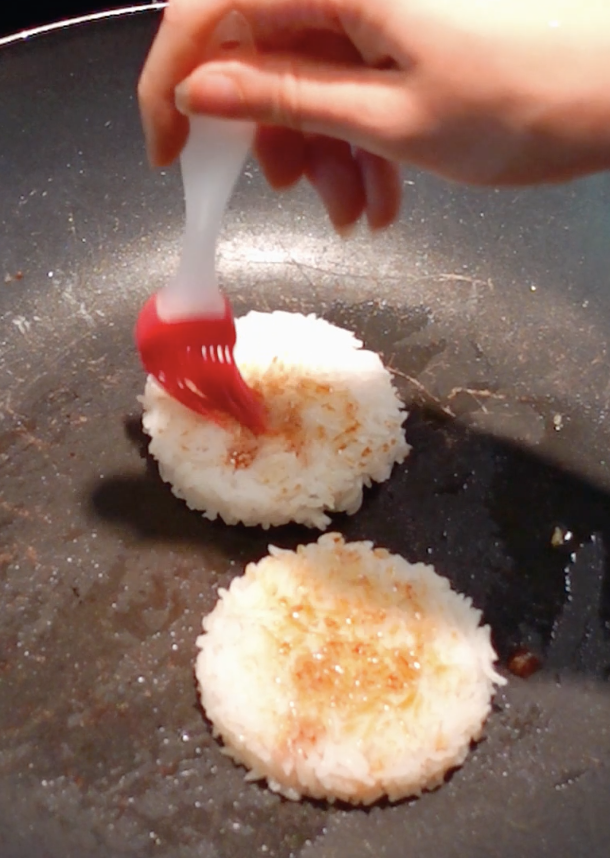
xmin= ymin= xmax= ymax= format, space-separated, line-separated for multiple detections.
xmin=551 ymin=526 xmax=573 ymax=547
xmin=140 ymin=310 xmax=410 ymax=529
xmin=196 ymin=533 xmax=506 ymax=805
xmin=4 ymin=270 xmax=24 ymax=284
xmin=507 ymin=647 xmax=542 ymax=679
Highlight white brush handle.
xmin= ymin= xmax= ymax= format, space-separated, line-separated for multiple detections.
xmin=156 ymin=114 xmax=254 ymax=320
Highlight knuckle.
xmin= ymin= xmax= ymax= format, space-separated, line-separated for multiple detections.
xmin=271 ymin=63 xmax=305 ymax=131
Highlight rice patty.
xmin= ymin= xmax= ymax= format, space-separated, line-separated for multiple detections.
xmin=196 ymin=533 xmax=506 ymax=805
xmin=141 ymin=311 xmax=410 ymax=529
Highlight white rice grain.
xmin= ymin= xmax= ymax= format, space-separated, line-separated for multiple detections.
xmin=196 ymin=533 xmax=506 ymax=805
xmin=141 ymin=311 xmax=410 ymax=529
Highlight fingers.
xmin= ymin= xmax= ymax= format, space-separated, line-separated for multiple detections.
xmin=254 ymin=128 xmax=401 ymax=231
xmin=138 ymin=0 xmax=346 ymax=165
xmin=177 ymin=55 xmax=414 ymax=158
xmin=355 ymin=149 xmax=402 ymax=229
xmin=139 ymin=0 xmax=407 ymax=231
xmin=304 ymin=136 xmax=365 ymax=232
xmin=253 ymin=127 xmax=365 ymax=230
xmin=254 ymin=126 xmax=307 ymax=188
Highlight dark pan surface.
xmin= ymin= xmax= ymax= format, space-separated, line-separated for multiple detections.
xmin=2 ymin=9 xmax=610 ymax=858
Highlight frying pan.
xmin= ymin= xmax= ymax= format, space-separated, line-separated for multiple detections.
xmin=2 ymin=7 xmax=610 ymax=857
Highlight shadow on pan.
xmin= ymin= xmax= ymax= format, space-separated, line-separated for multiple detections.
xmin=93 ymin=401 xmax=610 ymax=673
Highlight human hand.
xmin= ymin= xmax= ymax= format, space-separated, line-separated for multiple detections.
xmin=139 ymin=0 xmax=610 ymax=231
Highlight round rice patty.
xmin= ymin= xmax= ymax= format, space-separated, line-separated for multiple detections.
xmin=196 ymin=533 xmax=506 ymax=805
xmin=140 ymin=311 xmax=410 ymax=529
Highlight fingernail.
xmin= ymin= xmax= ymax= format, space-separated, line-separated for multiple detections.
xmin=176 ymin=73 xmax=242 ymax=116
xmin=209 ymin=11 xmax=254 ymax=57
xmin=334 ymin=220 xmax=356 ymax=239
xmin=174 ymin=81 xmax=191 ymax=116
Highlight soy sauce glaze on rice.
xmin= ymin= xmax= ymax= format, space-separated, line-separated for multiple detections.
xmin=196 ymin=534 xmax=506 ymax=805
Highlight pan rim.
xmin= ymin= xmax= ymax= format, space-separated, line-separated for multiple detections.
xmin=0 ymin=2 xmax=165 ymax=49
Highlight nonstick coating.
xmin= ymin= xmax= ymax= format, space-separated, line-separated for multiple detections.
xmin=2 ymin=9 xmax=610 ymax=858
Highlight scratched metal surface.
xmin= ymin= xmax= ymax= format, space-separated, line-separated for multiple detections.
xmin=2 ymin=8 xmax=610 ymax=858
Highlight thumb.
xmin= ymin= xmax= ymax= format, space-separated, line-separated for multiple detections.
xmin=175 ymin=56 xmax=415 ymax=160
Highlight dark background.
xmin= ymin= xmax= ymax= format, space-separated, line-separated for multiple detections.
xmin=1 ymin=2 xmax=153 ymax=38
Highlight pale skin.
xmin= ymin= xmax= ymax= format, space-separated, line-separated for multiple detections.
xmin=138 ymin=0 xmax=610 ymax=232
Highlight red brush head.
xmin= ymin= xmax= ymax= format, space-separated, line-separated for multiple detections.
xmin=135 ymin=293 xmax=266 ymax=434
